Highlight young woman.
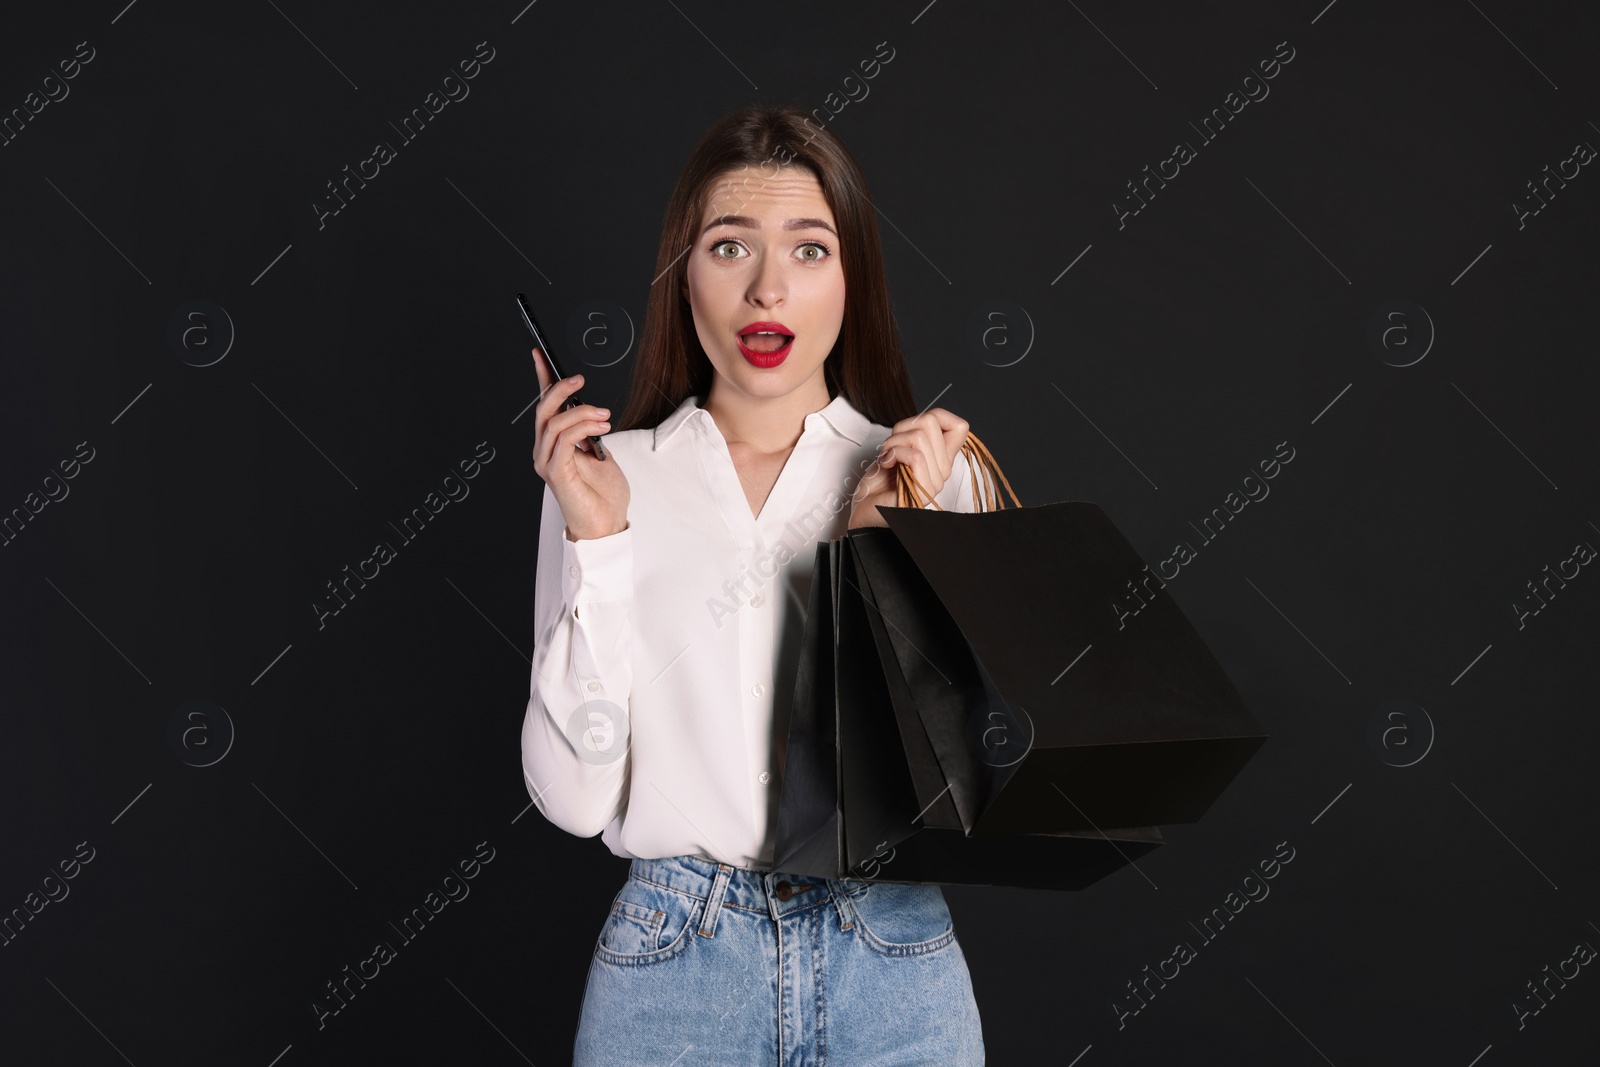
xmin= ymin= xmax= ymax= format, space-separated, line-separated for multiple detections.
xmin=522 ymin=105 xmax=986 ymax=1064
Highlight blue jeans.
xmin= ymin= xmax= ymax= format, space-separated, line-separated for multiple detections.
xmin=573 ymin=854 xmax=985 ymax=1065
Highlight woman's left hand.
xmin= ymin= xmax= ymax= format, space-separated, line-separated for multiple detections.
xmin=847 ymin=408 xmax=969 ymax=529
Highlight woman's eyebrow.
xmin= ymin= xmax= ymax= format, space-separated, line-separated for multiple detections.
xmin=701 ymin=214 xmax=837 ymax=237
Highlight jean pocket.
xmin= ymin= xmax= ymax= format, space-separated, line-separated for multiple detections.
xmin=593 ymin=878 xmax=699 ymax=967
xmin=848 ymin=881 xmax=957 ymax=958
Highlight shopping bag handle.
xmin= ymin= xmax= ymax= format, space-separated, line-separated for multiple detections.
xmin=895 ymin=431 xmax=1022 ymax=511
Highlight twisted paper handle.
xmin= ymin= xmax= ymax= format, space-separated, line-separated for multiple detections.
xmin=894 ymin=431 xmax=1021 ymax=512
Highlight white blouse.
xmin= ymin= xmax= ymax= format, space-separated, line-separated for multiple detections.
xmin=520 ymin=390 xmax=979 ymax=869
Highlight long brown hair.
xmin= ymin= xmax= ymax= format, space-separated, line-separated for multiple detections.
xmin=613 ymin=105 xmax=918 ymax=433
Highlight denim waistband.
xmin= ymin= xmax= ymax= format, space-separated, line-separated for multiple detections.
xmin=626 ymin=854 xmax=864 ymax=934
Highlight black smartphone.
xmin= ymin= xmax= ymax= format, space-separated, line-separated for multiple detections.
xmin=516 ymin=292 xmax=607 ymax=461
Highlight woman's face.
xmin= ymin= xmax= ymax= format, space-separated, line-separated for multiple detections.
xmin=683 ymin=165 xmax=845 ymax=404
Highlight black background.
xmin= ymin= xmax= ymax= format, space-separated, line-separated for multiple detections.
xmin=2 ymin=1 xmax=1598 ymax=1063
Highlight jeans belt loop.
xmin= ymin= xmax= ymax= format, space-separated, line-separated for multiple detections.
xmin=698 ymin=862 xmax=735 ymax=938
xmin=829 ymin=878 xmax=859 ymax=932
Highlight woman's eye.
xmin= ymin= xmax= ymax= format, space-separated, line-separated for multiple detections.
xmin=707 ymin=240 xmax=831 ymax=262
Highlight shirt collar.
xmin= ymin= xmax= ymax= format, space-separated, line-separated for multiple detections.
xmin=652 ymin=391 xmax=873 ymax=450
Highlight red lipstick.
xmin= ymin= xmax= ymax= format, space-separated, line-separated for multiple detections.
xmin=737 ymin=321 xmax=794 ymax=368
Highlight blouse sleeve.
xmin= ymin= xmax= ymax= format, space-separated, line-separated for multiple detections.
xmin=520 ymin=481 xmax=635 ymax=838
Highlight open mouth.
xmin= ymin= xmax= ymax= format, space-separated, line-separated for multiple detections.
xmin=738 ymin=329 xmax=795 ymax=354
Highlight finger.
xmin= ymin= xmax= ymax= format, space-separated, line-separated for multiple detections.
xmin=543 ymin=413 xmax=611 ymax=474
xmin=917 ymin=407 xmax=969 ymax=435
xmin=534 ymin=372 xmax=586 ymax=443
xmin=944 ymin=418 xmax=970 ymax=460
xmin=538 ymin=402 xmax=609 ymax=469
xmin=890 ymin=415 xmax=949 ymax=478
xmin=531 ymin=347 xmax=549 ymax=393
xmin=904 ymin=409 xmax=969 ymax=454
xmin=933 ymin=410 xmax=970 ymax=464
xmin=889 ymin=443 xmax=925 ymax=483
xmin=883 ymin=435 xmax=921 ymax=467
xmin=879 ymin=428 xmax=942 ymax=478
xmin=898 ymin=443 xmax=943 ymax=503
xmin=538 ymin=366 xmax=583 ymax=409
xmin=544 ymin=399 xmax=604 ymax=451
xmin=922 ymin=410 xmax=968 ymax=471
xmin=913 ymin=419 xmax=950 ymax=484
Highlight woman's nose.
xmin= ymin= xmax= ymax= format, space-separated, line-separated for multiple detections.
xmin=746 ymin=253 xmax=786 ymax=306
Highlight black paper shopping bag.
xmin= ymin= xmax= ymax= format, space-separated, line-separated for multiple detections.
xmin=772 ymin=432 xmax=1264 ymax=890
xmin=771 ymin=538 xmax=842 ymax=879
xmin=862 ymin=500 xmax=1267 ymax=839
xmin=773 ymin=528 xmax=1166 ymax=891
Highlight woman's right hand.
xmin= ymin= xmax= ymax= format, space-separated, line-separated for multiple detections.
xmin=530 ymin=348 xmax=630 ymax=541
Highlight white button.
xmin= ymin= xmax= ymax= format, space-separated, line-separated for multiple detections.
xmin=751 ymin=683 xmax=766 ymax=697
xmin=758 ymin=770 xmax=771 ymax=784
xmin=568 ymin=565 xmax=580 ymax=578
xmin=750 ymin=594 xmax=764 ymax=607
xmin=586 ymin=681 xmax=600 ymax=692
